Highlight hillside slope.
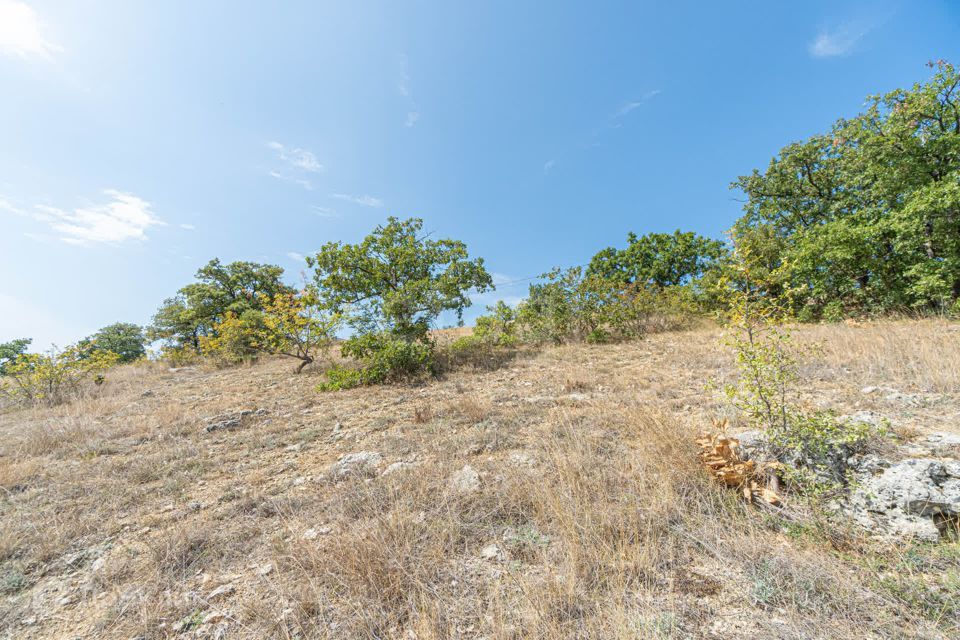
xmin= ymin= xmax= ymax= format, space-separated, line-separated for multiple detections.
xmin=2 ymin=321 xmax=959 ymax=639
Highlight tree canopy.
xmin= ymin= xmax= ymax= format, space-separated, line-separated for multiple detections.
xmin=81 ymin=322 xmax=146 ymax=363
xmin=587 ymin=230 xmax=728 ymax=289
xmin=732 ymin=60 xmax=960 ymax=318
xmin=149 ymin=258 xmax=293 ymax=349
xmin=308 ymin=217 xmax=493 ymax=341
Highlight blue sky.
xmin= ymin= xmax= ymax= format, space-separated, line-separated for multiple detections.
xmin=2 ymin=0 xmax=958 ymax=348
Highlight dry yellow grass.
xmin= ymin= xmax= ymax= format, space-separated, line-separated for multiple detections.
xmin=1 ymin=320 xmax=958 ymax=638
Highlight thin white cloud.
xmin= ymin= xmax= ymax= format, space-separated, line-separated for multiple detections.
xmin=268 ymin=169 xmax=313 ymax=190
xmin=0 ymin=0 xmax=62 ymax=59
xmin=312 ymin=205 xmax=340 ymax=218
xmin=179 ymin=223 xmax=195 ymax=230
xmin=266 ymin=141 xmax=323 ymax=189
xmin=3 ymin=190 xmax=163 ymax=245
xmin=398 ymin=56 xmax=411 ymax=97
xmin=809 ymin=23 xmax=869 ymax=58
xmin=331 ymin=193 xmax=384 ymax=208
xmin=543 ymin=89 xmax=661 ymax=175
xmin=286 ymin=251 xmax=305 ymax=262
xmin=267 ymin=141 xmax=323 ymax=173
xmin=491 ymin=272 xmax=517 ymax=286
xmin=398 ymin=53 xmax=420 ymax=128
xmin=614 ymin=90 xmax=662 ymax=118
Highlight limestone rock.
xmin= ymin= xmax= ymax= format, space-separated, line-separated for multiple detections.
xmin=382 ymin=461 xmax=418 ymax=476
xmin=847 ymin=458 xmax=960 ymax=542
xmin=329 ymin=451 xmax=382 ymax=479
xmin=450 ymin=465 xmax=481 ymax=493
xmin=204 ymin=409 xmax=268 ymax=433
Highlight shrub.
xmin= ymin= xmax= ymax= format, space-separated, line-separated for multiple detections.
xmin=159 ymin=344 xmax=202 ymax=367
xmin=255 ymin=290 xmax=340 ymax=373
xmin=0 ymin=338 xmax=31 ymax=376
xmin=721 ymin=251 xmax=883 ymax=493
xmin=318 ymin=334 xmax=433 ymax=391
xmin=473 ymin=301 xmax=518 ymax=347
xmin=198 ymin=310 xmax=265 ymax=366
xmin=317 ymin=365 xmax=367 ymax=391
xmin=496 ymin=268 xmax=698 ymax=346
xmin=1 ymin=344 xmax=119 ymax=406
xmin=516 ymin=267 xmax=621 ymax=344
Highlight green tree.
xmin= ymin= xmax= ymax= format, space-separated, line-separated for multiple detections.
xmin=731 ymin=60 xmax=960 ymax=317
xmin=308 ymin=217 xmax=493 ymax=387
xmin=81 ymin=323 xmax=146 ymax=363
xmin=0 ymin=338 xmax=31 ymax=376
xmin=149 ymin=258 xmax=293 ymax=350
xmin=587 ymin=229 xmax=728 ymax=289
xmin=309 ymin=217 xmax=493 ymax=342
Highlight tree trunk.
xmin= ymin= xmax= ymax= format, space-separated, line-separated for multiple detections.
xmin=295 ymin=356 xmax=313 ymax=374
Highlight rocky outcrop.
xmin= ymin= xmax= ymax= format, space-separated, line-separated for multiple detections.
xmin=204 ymin=408 xmax=269 ymax=433
xmin=847 ymin=454 xmax=960 ymax=542
xmin=328 ymin=451 xmax=383 ymax=479
xmin=738 ymin=420 xmax=960 ymax=541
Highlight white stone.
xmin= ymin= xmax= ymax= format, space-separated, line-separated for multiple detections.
xmin=479 ymin=544 xmax=501 ymax=560
xmin=382 ymin=461 xmax=417 ymax=476
xmin=329 ymin=451 xmax=382 ymax=479
xmin=450 ymin=465 xmax=481 ymax=493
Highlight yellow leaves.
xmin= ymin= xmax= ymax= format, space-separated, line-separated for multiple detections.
xmin=199 ymin=291 xmax=339 ymax=370
xmin=2 ymin=344 xmax=119 ymax=406
xmin=696 ymin=419 xmax=782 ymax=507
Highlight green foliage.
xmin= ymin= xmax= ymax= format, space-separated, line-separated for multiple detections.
xmin=731 ymin=60 xmax=960 ymax=318
xmin=587 ymin=229 xmax=728 ymax=289
xmin=80 ymin=322 xmax=146 ymax=363
xmin=1 ymin=344 xmax=119 ymax=406
xmin=309 ymin=217 xmax=493 ymax=342
xmin=0 ymin=338 xmax=31 ymax=376
xmin=316 ymin=365 xmax=367 ymax=391
xmin=721 ymin=253 xmax=881 ymax=492
xmin=310 ymin=217 xmax=492 ymax=386
xmin=318 ymin=333 xmax=433 ymax=391
xmin=473 ymin=301 xmax=518 ymax=346
xmin=188 ymin=288 xmax=340 ymax=372
xmin=497 ymin=267 xmax=696 ymax=346
xmin=341 ymin=332 xmax=434 ymax=381
xmin=149 ymin=258 xmax=292 ymax=350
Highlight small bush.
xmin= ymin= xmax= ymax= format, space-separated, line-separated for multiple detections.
xmin=1 ymin=344 xmax=119 ymax=406
xmin=492 ymin=268 xmax=699 ymax=346
xmin=159 ymin=344 xmax=202 ymax=367
xmin=317 ymin=365 xmax=367 ymax=391
xmin=721 ymin=249 xmax=885 ymax=493
xmin=319 ymin=333 xmax=434 ymax=391
xmin=198 ymin=310 xmax=265 ymax=366
xmin=473 ymin=301 xmax=518 ymax=346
